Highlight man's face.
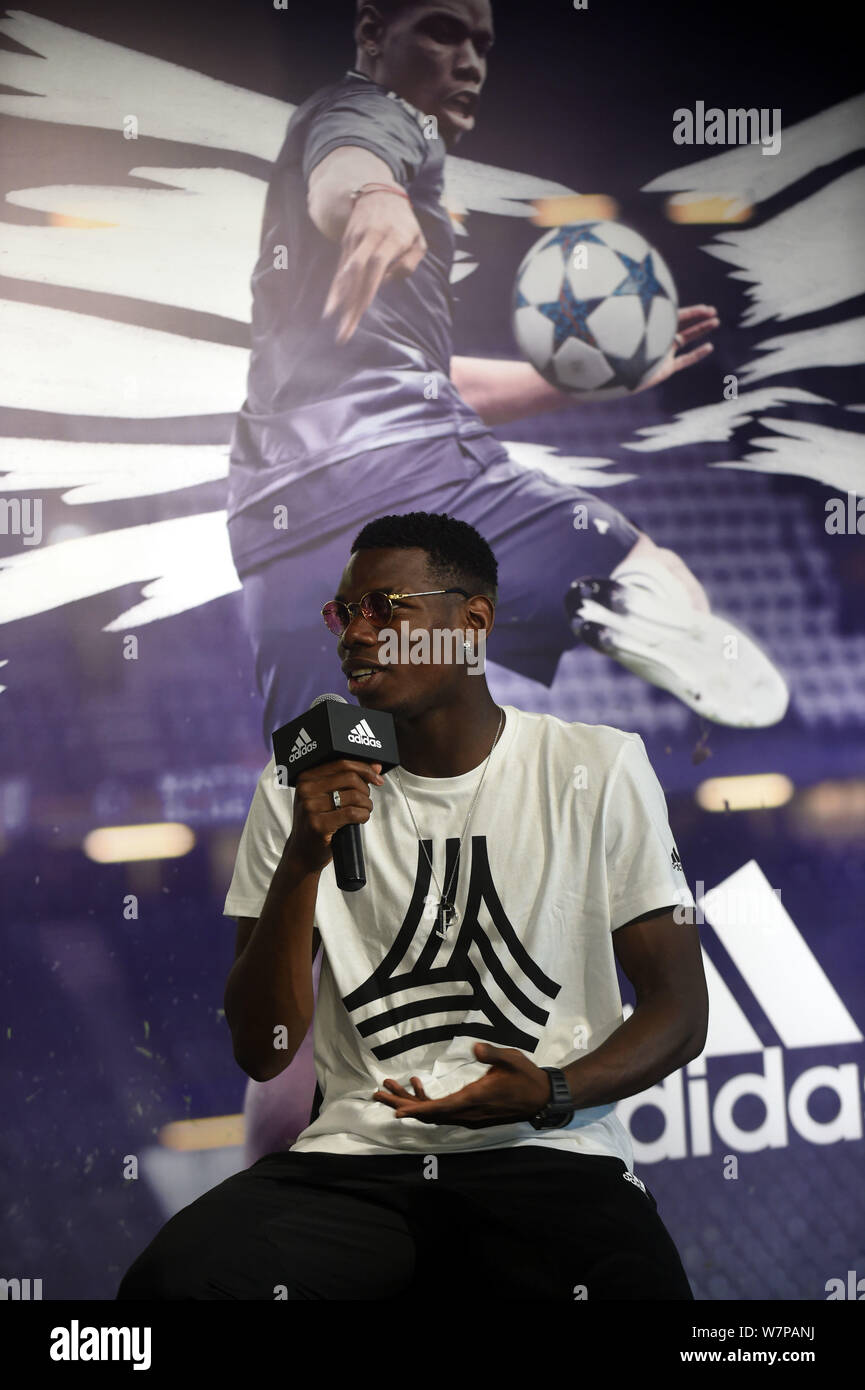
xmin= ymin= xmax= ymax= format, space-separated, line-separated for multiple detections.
xmin=330 ymin=546 xmax=472 ymax=717
xmin=367 ymin=1 xmax=494 ymax=148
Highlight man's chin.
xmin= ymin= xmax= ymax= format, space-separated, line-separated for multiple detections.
xmin=354 ymin=671 xmax=419 ymax=717
xmin=438 ymin=119 xmax=466 ymax=150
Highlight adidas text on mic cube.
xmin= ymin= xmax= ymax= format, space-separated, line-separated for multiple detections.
xmin=272 ymin=701 xmax=399 ymax=787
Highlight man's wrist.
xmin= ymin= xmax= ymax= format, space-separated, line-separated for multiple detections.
xmin=529 ymin=1065 xmax=576 ymax=1129
xmin=349 ymin=181 xmax=410 ymax=204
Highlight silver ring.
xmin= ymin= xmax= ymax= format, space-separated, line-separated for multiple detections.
xmin=332 ymin=789 xmax=341 ymax=808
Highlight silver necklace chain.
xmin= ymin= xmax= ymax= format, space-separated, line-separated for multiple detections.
xmin=394 ymin=707 xmax=504 ymax=939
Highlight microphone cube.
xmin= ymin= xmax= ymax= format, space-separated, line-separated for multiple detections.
xmin=272 ymin=701 xmax=399 ymax=787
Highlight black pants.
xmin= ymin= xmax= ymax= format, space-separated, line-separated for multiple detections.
xmin=116 ymin=1147 xmax=694 ymax=1301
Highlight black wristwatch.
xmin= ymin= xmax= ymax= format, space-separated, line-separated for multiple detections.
xmin=529 ymin=1066 xmax=576 ymax=1130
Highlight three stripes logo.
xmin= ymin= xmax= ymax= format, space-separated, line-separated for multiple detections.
xmin=348 ymin=718 xmax=382 ymax=749
xmin=288 ymin=727 xmax=318 ymax=764
xmin=617 ymin=860 xmax=864 ymax=1161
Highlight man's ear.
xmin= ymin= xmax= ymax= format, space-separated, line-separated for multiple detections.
xmin=467 ymin=595 xmax=495 ymax=639
xmin=355 ymin=5 xmax=386 ymax=53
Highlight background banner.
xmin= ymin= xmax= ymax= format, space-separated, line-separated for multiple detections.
xmin=1 ymin=0 xmax=863 ymax=1302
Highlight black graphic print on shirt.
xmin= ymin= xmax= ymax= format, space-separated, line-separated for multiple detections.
xmin=342 ymin=835 xmax=562 ymax=1061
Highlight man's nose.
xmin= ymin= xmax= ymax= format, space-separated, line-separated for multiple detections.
xmin=453 ymin=43 xmax=484 ymax=81
xmin=339 ymin=609 xmax=379 ymax=647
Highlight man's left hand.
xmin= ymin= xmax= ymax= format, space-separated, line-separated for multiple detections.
xmin=371 ymin=1042 xmax=553 ymax=1128
xmin=633 ymin=303 xmax=720 ymax=392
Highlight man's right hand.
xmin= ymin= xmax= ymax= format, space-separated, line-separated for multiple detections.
xmin=323 ymin=190 xmax=428 ymax=345
xmin=285 ymin=758 xmax=386 ymax=875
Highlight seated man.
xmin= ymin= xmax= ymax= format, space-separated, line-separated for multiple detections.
xmin=117 ymin=511 xmax=708 ymax=1301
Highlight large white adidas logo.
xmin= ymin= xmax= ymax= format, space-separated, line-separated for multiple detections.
xmin=347 ymin=718 xmax=382 ymax=749
xmin=617 ymin=861 xmax=863 ymax=1161
xmin=287 ymin=727 xmax=318 ymax=764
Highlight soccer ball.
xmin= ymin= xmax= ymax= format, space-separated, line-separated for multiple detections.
xmin=512 ymin=221 xmax=679 ymax=399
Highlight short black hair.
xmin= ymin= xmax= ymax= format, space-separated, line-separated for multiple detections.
xmin=350 ymin=511 xmax=498 ymax=604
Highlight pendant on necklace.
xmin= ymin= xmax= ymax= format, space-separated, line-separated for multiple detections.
xmin=435 ymin=899 xmax=459 ymax=939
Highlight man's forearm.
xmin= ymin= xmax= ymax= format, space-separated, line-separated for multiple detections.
xmin=560 ymin=997 xmax=703 ymax=1111
xmin=307 ymin=145 xmax=398 ymax=242
xmin=450 ymin=355 xmax=578 ymax=425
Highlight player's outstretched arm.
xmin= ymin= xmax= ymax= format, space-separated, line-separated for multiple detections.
xmin=307 ymin=146 xmax=428 ymax=345
xmin=308 ymin=145 xmax=396 ymax=242
xmin=450 ymin=305 xmax=719 ymax=424
xmin=450 ymin=356 xmax=574 ymax=425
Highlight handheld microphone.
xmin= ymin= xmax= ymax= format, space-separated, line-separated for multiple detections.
xmin=271 ymin=694 xmax=399 ymax=893
xmin=312 ymin=694 xmax=365 ymax=892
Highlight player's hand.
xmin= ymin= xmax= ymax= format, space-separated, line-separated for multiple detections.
xmin=285 ymin=758 xmax=385 ymax=876
xmin=371 ymin=1042 xmax=553 ymax=1128
xmin=323 ymin=190 xmax=428 ymax=344
xmin=634 ymin=304 xmax=720 ymax=392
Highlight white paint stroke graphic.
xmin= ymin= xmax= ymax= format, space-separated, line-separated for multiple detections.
xmin=642 ymin=93 xmax=865 ymax=205
xmin=501 ymin=441 xmax=636 ymax=488
xmin=703 ymin=169 xmax=865 ymax=326
xmin=0 ymin=9 xmax=290 ymax=160
xmin=0 ymin=513 xmax=240 ymax=628
xmin=0 ymin=437 xmax=629 ymax=506
xmin=622 ymin=387 xmax=831 ymax=451
xmin=737 ymin=317 xmax=865 ymax=386
xmin=2 ymin=169 xmax=264 ymax=323
xmin=0 ymin=11 xmax=573 ymax=218
xmin=0 ymin=300 xmax=247 ymax=416
xmin=0 ymin=169 xmax=505 ymax=316
xmin=0 ymin=440 xmax=229 ymax=503
xmin=451 ymin=249 xmax=478 ymax=284
xmin=441 ymin=155 xmax=573 ymax=220
xmin=710 ymin=417 xmax=865 ymax=496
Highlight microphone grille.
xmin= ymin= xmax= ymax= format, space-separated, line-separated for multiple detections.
xmin=311 ymin=692 xmax=347 ymax=707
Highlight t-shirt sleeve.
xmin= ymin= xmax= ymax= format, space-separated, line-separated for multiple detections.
xmin=302 ymin=84 xmax=430 ymax=187
xmin=223 ymin=756 xmax=294 ymax=920
xmin=604 ymin=734 xmax=696 ymax=931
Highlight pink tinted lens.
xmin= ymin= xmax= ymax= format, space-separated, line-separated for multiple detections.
xmin=361 ymin=591 xmax=392 ymax=624
xmin=322 ymin=602 xmax=348 ymax=635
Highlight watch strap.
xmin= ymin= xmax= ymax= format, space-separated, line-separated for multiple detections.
xmin=529 ymin=1066 xmax=575 ymax=1130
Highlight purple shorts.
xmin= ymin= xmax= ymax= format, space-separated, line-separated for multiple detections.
xmin=231 ymin=433 xmax=641 ymax=740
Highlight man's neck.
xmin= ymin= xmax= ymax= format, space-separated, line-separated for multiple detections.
xmin=393 ymin=688 xmax=504 ymax=778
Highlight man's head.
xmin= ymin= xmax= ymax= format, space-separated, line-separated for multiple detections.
xmin=354 ymin=1 xmax=494 ymax=149
xmin=325 ymin=511 xmax=498 ymax=718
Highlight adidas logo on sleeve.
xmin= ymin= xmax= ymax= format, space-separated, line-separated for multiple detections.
xmin=348 ymin=718 xmax=382 ymax=749
xmin=622 ymin=1170 xmax=648 ymax=1195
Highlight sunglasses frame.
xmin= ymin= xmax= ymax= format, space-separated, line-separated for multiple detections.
xmin=321 ymin=588 xmax=470 ymax=636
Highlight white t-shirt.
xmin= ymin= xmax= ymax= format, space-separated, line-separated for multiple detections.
xmin=224 ymin=704 xmax=695 ymax=1164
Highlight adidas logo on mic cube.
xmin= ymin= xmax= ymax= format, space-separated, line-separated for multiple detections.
xmin=272 ymin=699 xmax=400 ymax=786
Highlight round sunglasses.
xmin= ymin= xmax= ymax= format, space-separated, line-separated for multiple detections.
xmin=321 ymin=588 xmax=470 ymax=637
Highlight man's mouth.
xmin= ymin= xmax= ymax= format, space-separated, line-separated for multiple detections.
xmin=346 ymin=665 xmax=386 ymax=692
xmin=443 ymin=91 xmax=479 ymax=121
